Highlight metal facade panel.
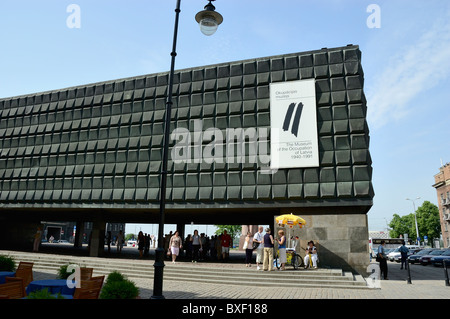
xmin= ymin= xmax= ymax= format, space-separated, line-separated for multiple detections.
xmin=0 ymin=45 xmax=373 ymax=210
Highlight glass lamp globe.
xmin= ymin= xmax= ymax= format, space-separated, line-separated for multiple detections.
xmin=199 ymin=17 xmax=219 ymax=36
xmin=195 ymin=1 xmax=223 ymax=37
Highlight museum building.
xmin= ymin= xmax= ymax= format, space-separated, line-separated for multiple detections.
xmin=0 ymin=45 xmax=374 ymax=273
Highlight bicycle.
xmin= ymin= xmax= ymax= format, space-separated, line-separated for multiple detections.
xmin=274 ymin=239 xmax=304 ymax=270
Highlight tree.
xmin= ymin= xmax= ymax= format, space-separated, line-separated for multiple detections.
xmin=389 ymin=213 xmax=414 ymax=239
xmin=389 ymin=201 xmax=441 ymax=243
xmin=416 ymin=201 xmax=441 ymax=241
xmin=214 ymin=225 xmax=242 ymax=240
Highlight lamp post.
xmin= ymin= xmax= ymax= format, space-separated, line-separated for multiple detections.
xmin=406 ymin=197 xmax=421 ymax=246
xmin=151 ymin=0 xmax=223 ymax=300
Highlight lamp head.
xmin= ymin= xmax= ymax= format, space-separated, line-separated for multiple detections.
xmin=195 ymin=0 xmax=223 ymax=36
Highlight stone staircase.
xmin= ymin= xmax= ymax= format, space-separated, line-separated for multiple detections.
xmin=1 ymin=250 xmax=370 ymax=289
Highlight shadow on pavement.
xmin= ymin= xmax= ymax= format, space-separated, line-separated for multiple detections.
xmin=375 ymin=261 xmax=449 ymax=282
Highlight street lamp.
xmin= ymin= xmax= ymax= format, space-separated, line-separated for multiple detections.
xmin=406 ymin=197 xmax=421 ymax=245
xmin=151 ymin=0 xmax=223 ymax=300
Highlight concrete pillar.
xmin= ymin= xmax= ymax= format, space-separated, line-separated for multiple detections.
xmin=239 ymin=225 xmax=259 ymax=250
xmin=249 ymin=225 xmax=259 ymax=235
xmin=74 ymin=221 xmax=84 ymax=248
xmin=89 ymin=218 xmax=106 ymax=257
xmin=239 ymin=225 xmax=249 ymax=250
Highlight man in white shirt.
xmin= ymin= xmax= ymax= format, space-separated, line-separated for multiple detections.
xmin=253 ymin=226 xmax=264 ymax=270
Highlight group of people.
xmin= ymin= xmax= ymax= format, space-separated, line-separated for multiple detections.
xmin=244 ymin=226 xmax=319 ymax=271
xmin=136 ymin=231 xmax=153 ymax=258
xmin=376 ymin=240 xmax=410 ymax=280
xmin=165 ymin=229 xmax=233 ymax=263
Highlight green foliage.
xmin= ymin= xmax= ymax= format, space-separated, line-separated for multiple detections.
xmin=214 ymin=225 xmax=242 ymax=239
xmin=125 ymin=233 xmax=135 ymax=241
xmin=99 ymin=271 xmax=139 ymax=299
xmin=389 ymin=214 xmax=414 ymax=239
xmin=416 ymin=201 xmax=441 ymax=240
xmin=106 ymin=271 xmax=125 ymax=283
xmin=0 ymin=255 xmax=15 ymax=272
xmin=389 ymin=201 xmax=441 ymax=242
xmin=26 ymin=288 xmax=65 ymax=299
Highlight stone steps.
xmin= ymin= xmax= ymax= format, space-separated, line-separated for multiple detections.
xmin=1 ymin=250 xmax=369 ymax=289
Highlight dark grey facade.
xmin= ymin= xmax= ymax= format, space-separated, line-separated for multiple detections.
xmin=0 ymin=45 xmax=373 ymax=272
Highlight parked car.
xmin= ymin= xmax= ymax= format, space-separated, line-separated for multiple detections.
xmin=384 ymin=248 xmax=394 ymax=257
xmin=127 ymin=240 xmax=137 ymax=247
xmin=430 ymin=249 xmax=450 ymax=267
xmin=406 ymin=245 xmax=421 ymax=250
xmin=394 ymin=249 xmax=421 ymax=263
xmin=420 ymin=249 xmax=447 ymax=266
xmin=408 ymin=248 xmax=436 ymax=264
xmin=388 ymin=247 xmax=401 ymax=262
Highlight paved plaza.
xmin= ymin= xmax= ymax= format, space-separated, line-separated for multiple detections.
xmin=24 ymin=245 xmax=450 ymax=300
xmin=31 ymin=266 xmax=449 ymax=300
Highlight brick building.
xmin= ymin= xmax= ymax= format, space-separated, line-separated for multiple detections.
xmin=433 ymin=163 xmax=450 ymax=248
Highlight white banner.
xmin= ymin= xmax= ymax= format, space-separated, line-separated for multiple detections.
xmin=270 ymin=79 xmax=319 ymax=169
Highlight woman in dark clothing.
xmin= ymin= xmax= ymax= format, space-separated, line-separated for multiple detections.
xmin=263 ymin=228 xmax=274 ymax=271
xmin=137 ymin=231 xmax=145 ymax=259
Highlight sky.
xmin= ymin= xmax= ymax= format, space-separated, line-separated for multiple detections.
xmin=1 ymin=0 xmax=449 ymax=236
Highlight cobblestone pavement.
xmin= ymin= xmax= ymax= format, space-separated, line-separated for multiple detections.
xmin=131 ymin=269 xmax=450 ymax=299
xmin=31 ymin=260 xmax=450 ymax=300
xmin=6 ymin=245 xmax=450 ymax=300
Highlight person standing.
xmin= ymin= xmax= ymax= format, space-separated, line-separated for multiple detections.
xmin=185 ymin=234 xmax=192 ymax=259
xmin=399 ymin=241 xmax=409 ymax=270
xmin=137 ymin=231 xmax=145 ymax=259
xmin=143 ymin=233 xmax=149 ymax=256
xmin=191 ymin=230 xmax=202 ymax=263
xmin=262 ymin=228 xmax=274 ymax=271
xmin=106 ymin=231 xmax=112 ymax=254
xmin=164 ymin=231 xmax=172 ymax=258
xmin=377 ymin=240 xmax=388 ymax=280
xmin=209 ymin=235 xmax=216 ymax=260
xmin=253 ymin=226 xmax=264 ymax=270
xmin=116 ymin=230 xmax=124 ymax=254
xmin=33 ymin=226 xmax=42 ymax=252
xmin=277 ymin=230 xmax=287 ymax=270
xmin=221 ymin=230 xmax=232 ymax=261
xmin=215 ymin=235 xmax=222 ymax=260
xmin=200 ymin=233 xmax=207 ymax=261
xmin=169 ymin=231 xmax=183 ymax=263
xmin=243 ymin=231 xmax=253 ymax=267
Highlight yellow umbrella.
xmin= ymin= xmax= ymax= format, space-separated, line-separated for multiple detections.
xmin=275 ymin=213 xmax=306 ymax=229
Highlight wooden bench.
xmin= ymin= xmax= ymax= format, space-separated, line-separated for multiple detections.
xmin=74 ymin=275 xmax=104 ymax=299
xmin=0 ymin=278 xmax=25 ymax=299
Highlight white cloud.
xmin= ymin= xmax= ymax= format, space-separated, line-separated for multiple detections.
xmin=366 ymin=9 xmax=450 ymax=130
